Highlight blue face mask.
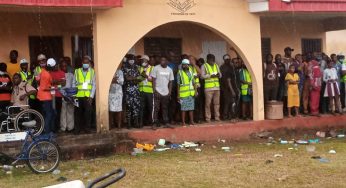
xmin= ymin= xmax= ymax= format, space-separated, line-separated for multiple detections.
xmin=83 ymin=64 xmax=90 ymax=69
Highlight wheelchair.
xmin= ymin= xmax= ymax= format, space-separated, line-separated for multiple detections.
xmin=0 ymin=105 xmax=44 ymax=137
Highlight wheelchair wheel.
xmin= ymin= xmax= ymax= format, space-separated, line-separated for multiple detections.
xmin=26 ymin=140 xmax=60 ymax=173
xmin=14 ymin=109 xmax=44 ymax=136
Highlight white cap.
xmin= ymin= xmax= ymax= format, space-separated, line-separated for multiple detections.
xmin=47 ymin=58 xmax=56 ymax=67
xmin=140 ymin=55 xmax=150 ymax=61
xmin=181 ymin=59 xmax=190 ymax=65
xmin=20 ymin=58 xmax=28 ymax=65
xmin=37 ymin=54 xmax=47 ymax=61
xmin=223 ymin=54 xmax=230 ymax=60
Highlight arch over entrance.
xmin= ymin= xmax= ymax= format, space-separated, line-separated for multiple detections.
xmin=93 ymin=0 xmax=264 ymax=132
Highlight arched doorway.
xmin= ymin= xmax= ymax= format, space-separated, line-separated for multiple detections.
xmin=93 ymin=0 xmax=263 ymax=132
xmin=107 ymin=21 xmax=256 ymax=130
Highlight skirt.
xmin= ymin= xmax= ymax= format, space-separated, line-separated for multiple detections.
xmin=109 ymin=92 xmax=123 ymax=112
xmin=180 ymin=96 xmax=195 ymax=111
xmin=324 ymin=82 xmax=340 ymax=97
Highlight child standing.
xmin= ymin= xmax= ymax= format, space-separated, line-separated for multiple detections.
xmin=285 ymin=65 xmax=300 ymax=117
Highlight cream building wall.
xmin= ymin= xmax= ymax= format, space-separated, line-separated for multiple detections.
xmin=0 ymin=12 xmax=92 ymax=63
xmin=94 ymin=0 xmax=264 ymax=132
xmin=326 ymin=30 xmax=346 ymax=55
xmin=261 ymin=18 xmax=326 ymax=56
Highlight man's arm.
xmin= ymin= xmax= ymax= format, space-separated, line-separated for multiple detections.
xmin=168 ymin=81 xmax=172 ymax=97
xmin=201 ymin=65 xmax=210 ymax=79
xmin=227 ymin=78 xmax=235 ymax=96
xmin=90 ymin=74 xmax=96 ymax=99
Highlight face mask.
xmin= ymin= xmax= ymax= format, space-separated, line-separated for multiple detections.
xmin=142 ymin=62 xmax=148 ymax=67
xmin=0 ymin=71 xmax=4 ymax=75
xmin=129 ymin=60 xmax=135 ymax=65
xmin=83 ymin=64 xmax=90 ymax=69
xmin=39 ymin=63 xmax=46 ymax=68
xmin=339 ymin=59 xmax=345 ymax=63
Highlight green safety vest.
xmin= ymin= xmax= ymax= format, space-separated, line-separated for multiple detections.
xmin=178 ymin=70 xmax=195 ymax=98
xmin=75 ymin=68 xmax=95 ymax=98
xmin=241 ymin=69 xmax=252 ymax=95
xmin=19 ymin=71 xmax=36 ymax=99
xmin=342 ymin=61 xmax=346 ymax=82
xmin=34 ymin=66 xmax=42 ymax=76
xmin=139 ymin=66 xmax=153 ymax=93
xmin=204 ymin=63 xmax=220 ymax=89
xmin=189 ymin=66 xmax=200 ymax=84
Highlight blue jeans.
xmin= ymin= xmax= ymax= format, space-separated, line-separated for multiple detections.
xmin=41 ymin=101 xmax=56 ymax=134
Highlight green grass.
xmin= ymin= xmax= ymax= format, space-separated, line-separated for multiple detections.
xmin=1 ymin=139 xmax=346 ymax=188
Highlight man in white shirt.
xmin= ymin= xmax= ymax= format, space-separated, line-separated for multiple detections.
xmin=150 ymin=56 xmax=174 ymax=129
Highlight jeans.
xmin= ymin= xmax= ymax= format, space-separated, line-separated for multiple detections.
xmin=41 ymin=101 xmax=55 ymax=134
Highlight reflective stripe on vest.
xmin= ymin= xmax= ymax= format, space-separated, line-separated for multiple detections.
xmin=204 ymin=63 xmax=220 ymax=89
xmin=75 ymin=68 xmax=94 ymax=98
xmin=189 ymin=66 xmax=200 ymax=84
xmin=241 ymin=69 xmax=252 ymax=95
xmin=139 ymin=66 xmax=153 ymax=93
xmin=34 ymin=66 xmax=42 ymax=76
xmin=178 ymin=70 xmax=195 ymax=98
xmin=19 ymin=71 xmax=36 ymax=99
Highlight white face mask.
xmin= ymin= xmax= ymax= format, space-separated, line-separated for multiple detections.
xmin=129 ymin=60 xmax=135 ymax=65
xmin=0 ymin=71 xmax=4 ymax=75
xmin=142 ymin=62 xmax=148 ymax=67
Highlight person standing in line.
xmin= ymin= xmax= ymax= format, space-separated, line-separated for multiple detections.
xmin=275 ymin=54 xmax=286 ymax=102
xmin=308 ymin=54 xmax=322 ymax=116
xmin=139 ymin=55 xmax=154 ymax=127
xmin=339 ymin=54 xmax=346 ymax=111
xmin=122 ymin=55 xmax=141 ymax=129
xmin=31 ymin=54 xmax=46 ymax=113
xmin=263 ymin=54 xmax=279 ymax=102
xmin=239 ymin=63 xmax=252 ymax=120
xmin=37 ymin=58 xmax=56 ymax=134
xmin=6 ymin=50 xmax=21 ymax=79
xmin=59 ymin=60 xmax=75 ymax=132
xmin=194 ymin=58 xmax=205 ymax=123
xmin=177 ymin=59 xmax=197 ymax=126
xmin=109 ymin=64 xmax=124 ymax=129
xmin=285 ymin=65 xmax=300 ymax=118
xmin=201 ymin=54 xmax=222 ymax=123
xmin=50 ymin=61 xmax=66 ymax=132
xmin=188 ymin=56 xmax=202 ymax=123
xmin=151 ymin=56 xmax=174 ymax=129
xmin=220 ymin=54 xmax=236 ymax=120
xmin=73 ymin=56 xmax=96 ymax=134
xmin=323 ymin=60 xmax=342 ymax=115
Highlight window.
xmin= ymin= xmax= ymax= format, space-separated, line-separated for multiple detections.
xmin=29 ymin=36 xmax=63 ymax=64
xmin=261 ymin=38 xmax=271 ymax=63
xmin=144 ymin=37 xmax=182 ymax=63
xmin=301 ymin=39 xmax=322 ymax=54
xmin=71 ymin=36 xmax=93 ymax=68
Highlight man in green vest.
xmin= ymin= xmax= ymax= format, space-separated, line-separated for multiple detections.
xmin=201 ymin=54 xmax=222 ymax=123
xmin=139 ymin=55 xmax=154 ymax=127
xmin=73 ymin=55 xmax=96 ymax=134
xmin=240 ymin=63 xmax=253 ymax=120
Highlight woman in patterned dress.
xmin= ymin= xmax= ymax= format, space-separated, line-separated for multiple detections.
xmin=122 ymin=55 xmax=141 ymax=129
